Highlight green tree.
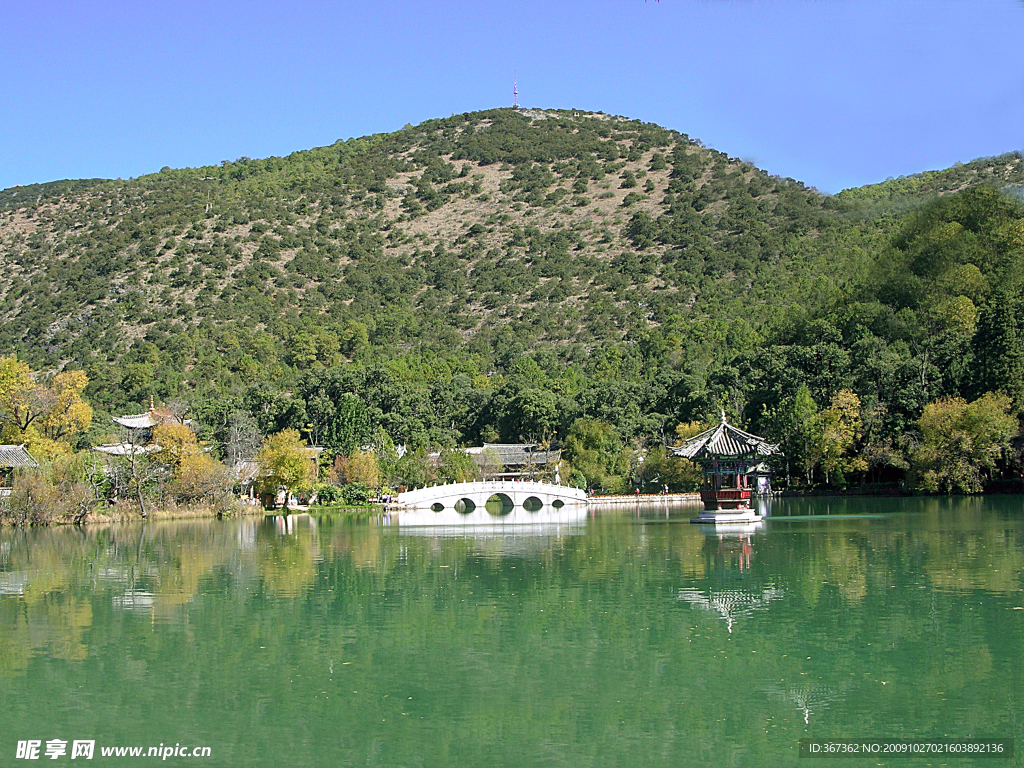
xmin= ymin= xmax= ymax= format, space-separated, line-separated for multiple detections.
xmin=637 ymin=445 xmax=701 ymax=492
xmin=313 ymin=483 xmax=343 ymax=505
xmin=970 ymin=291 xmax=1023 ymax=405
xmin=564 ymin=418 xmax=629 ymax=492
xmin=321 ymin=392 xmax=372 ymax=454
xmin=394 ymin=447 xmax=435 ymax=489
xmin=341 ymin=482 xmax=372 ymax=506
xmin=369 ymin=426 xmax=400 ymax=484
xmin=786 ymin=385 xmax=821 ymax=486
xmin=859 ymin=399 xmax=909 ymax=483
xmin=437 ymin=448 xmax=479 ymax=483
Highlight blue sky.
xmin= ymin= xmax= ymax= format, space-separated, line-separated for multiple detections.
xmin=1 ymin=0 xmax=1021 ymax=194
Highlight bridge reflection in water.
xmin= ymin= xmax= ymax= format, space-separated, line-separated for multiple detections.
xmin=397 ymin=504 xmax=588 ymax=529
xmin=394 ymin=480 xmax=588 ymax=527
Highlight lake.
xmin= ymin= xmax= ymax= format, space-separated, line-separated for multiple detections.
xmin=1 ymin=495 xmax=1023 ymax=766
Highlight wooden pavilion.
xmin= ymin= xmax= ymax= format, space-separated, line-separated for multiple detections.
xmin=673 ymin=414 xmax=780 ymax=524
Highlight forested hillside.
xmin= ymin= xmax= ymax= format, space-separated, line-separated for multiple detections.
xmin=1 ymin=108 xmax=1022 ymax=493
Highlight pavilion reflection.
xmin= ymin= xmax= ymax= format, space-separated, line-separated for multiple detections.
xmin=111 ymin=591 xmax=156 ymax=612
xmin=700 ymin=526 xmax=764 ymax=573
xmin=763 ymin=682 xmax=843 ymax=725
xmin=677 ymin=585 xmax=785 ymax=633
xmin=264 ymin=513 xmax=317 ymax=536
xmin=678 ymin=524 xmax=784 ymax=632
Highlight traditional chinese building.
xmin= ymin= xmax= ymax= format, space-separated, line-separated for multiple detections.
xmin=424 ymin=443 xmax=561 ymax=482
xmin=466 ymin=443 xmax=561 ymax=481
xmin=673 ymin=414 xmax=780 ymax=523
xmin=0 ymin=445 xmax=39 ymax=498
xmin=92 ymin=398 xmax=189 ymax=457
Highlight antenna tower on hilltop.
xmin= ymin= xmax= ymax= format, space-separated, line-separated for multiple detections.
xmin=513 ymin=70 xmax=519 ymax=109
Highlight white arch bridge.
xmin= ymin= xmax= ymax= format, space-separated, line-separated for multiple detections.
xmin=395 ymin=481 xmax=588 ymax=514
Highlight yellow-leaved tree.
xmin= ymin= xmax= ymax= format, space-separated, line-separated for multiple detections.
xmin=674 ymin=421 xmax=708 ymax=443
xmin=0 ymin=357 xmax=92 ymax=458
xmin=151 ymin=422 xmax=233 ymax=506
xmin=343 ymin=449 xmax=382 ymax=488
xmin=152 ymin=422 xmax=202 ymax=469
xmin=256 ymin=429 xmax=316 ymax=507
xmin=812 ymin=389 xmax=869 ymax=485
xmin=911 ymin=392 xmax=1018 ymax=494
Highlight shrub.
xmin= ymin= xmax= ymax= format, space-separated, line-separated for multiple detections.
xmin=3 ymin=455 xmax=97 ymax=525
xmin=341 ymin=482 xmax=372 ymax=506
xmin=314 ymin=483 xmax=343 ymax=505
xmin=169 ymin=453 xmax=234 ymax=506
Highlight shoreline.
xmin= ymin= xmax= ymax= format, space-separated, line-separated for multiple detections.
xmin=587 ymin=492 xmax=701 ymax=505
xmin=0 ymin=501 xmax=260 ymax=528
xmin=0 ymin=500 xmax=388 ymax=528
xmin=4 ymin=486 xmax=1022 ymax=527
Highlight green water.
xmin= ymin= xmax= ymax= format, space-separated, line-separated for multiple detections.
xmin=2 ymin=496 xmax=1024 ymax=767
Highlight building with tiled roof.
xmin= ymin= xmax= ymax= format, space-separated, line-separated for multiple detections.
xmin=111 ymin=412 xmax=162 ymax=430
xmin=673 ymin=414 xmax=780 ymax=522
xmin=1 ymin=445 xmax=39 ymax=497
xmin=463 ymin=443 xmax=561 ymax=481
xmin=93 ymin=398 xmax=192 ymax=458
xmin=91 ymin=443 xmax=163 ymax=457
xmin=0 ymin=445 xmax=38 ymax=469
xmin=672 ymin=417 xmax=780 ymax=463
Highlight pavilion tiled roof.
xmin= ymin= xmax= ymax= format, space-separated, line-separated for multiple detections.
xmin=480 ymin=443 xmax=560 ymax=466
xmin=112 ymin=402 xmax=192 ymax=431
xmin=91 ymin=443 xmax=163 ymax=456
xmin=112 ymin=412 xmax=161 ymax=429
xmin=673 ymin=416 xmax=780 ymax=460
xmin=0 ymin=445 xmax=39 ymax=468
xmin=232 ymin=459 xmax=260 ymax=484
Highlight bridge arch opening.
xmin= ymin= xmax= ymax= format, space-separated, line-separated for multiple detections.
xmin=523 ymin=496 xmax=543 ymax=512
xmin=431 ymin=502 xmax=444 ymax=512
xmin=485 ymin=493 xmax=514 ymax=517
xmin=552 ymin=499 xmax=564 ymax=509
xmin=455 ymin=498 xmax=475 ymax=514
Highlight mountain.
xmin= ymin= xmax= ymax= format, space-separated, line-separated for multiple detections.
xmin=1 ymin=108 xmax=1022 ymax=470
